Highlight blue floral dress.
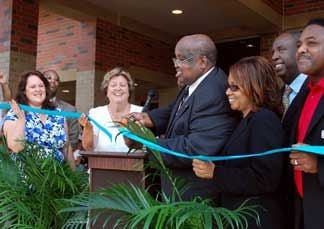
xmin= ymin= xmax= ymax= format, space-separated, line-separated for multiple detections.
xmin=4 ymin=108 xmax=67 ymax=161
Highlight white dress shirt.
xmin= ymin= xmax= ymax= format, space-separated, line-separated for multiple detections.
xmin=289 ymin=73 xmax=308 ymax=105
xmin=188 ymin=66 xmax=215 ymax=97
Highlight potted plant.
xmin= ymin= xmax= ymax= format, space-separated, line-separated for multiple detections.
xmin=61 ymin=120 xmax=260 ymax=228
xmin=0 ymin=141 xmax=88 ymax=228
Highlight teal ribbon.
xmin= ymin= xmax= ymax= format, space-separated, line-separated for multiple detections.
xmin=0 ymin=102 xmax=112 ymax=140
xmin=122 ymin=129 xmax=324 ymax=161
xmin=2 ymin=102 xmax=324 ymax=161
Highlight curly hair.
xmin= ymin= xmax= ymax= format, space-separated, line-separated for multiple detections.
xmin=229 ymin=56 xmax=283 ymax=117
xmin=15 ymin=71 xmax=56 ymax=110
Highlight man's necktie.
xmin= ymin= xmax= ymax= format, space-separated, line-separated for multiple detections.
xmin=177 ymin=86 xmax=189 ymax=111
xmin=294 ymin=168 xmax=303 ymax=197
xmin=282 ymin=85 xmax=293 ymax=113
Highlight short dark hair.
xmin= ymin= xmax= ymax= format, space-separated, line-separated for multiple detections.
xmin=305 ymin=18 xmax=324 ymax=28
xmin=43 ymin=69 xmax=60 ymax=82
xmin=15 ymin=71 xmax=56 ymax=110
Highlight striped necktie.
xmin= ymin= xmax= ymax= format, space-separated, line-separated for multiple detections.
xmin=177 ymin=86 xmax=189 ymax=111
xmin=282 ymin=85 xmax=293 ymax=113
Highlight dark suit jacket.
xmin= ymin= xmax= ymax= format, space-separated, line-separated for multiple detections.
xmin=281 ymin=79 xmax=310 ymax=229
xmin=55 ymin=99 xmax=81 ymax=151
xmin=283 ymin=81 xmax=324 ymax=229
xmin=213 ymin=108 xmax=286 ymax=229
xmin=148 ymin=66 xmax=238 ymax=200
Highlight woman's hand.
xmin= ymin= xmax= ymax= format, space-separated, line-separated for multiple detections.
xmin=4 ymin=100 xmax=26 ymax=152
xmin=10 ymin=100 xmax=25 ymax=120
xmin=79 ymin=114 xmax=94 ymax=150
xmin=192 ymin=159 xmax=215 ymax=179
xmin=79 ymin=114 xmax=92 ymax=129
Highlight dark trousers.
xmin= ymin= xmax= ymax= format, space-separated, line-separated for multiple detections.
xmin=294 ymin=191 xmax=304 ymax=229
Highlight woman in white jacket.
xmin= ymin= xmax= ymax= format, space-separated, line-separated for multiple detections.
xmin=79 ymin=67 xmax=142 ymax=152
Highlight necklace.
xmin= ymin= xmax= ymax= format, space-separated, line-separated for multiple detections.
xmin=108 ymin=104 xmax=130 ymax=122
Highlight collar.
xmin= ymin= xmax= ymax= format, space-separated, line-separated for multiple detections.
xmin=308 ymin=77 xmax=324 ymax=91
xmin=188 ymin=66 xmax=215 ymax=97
xmin=50 ymin=97 xmax=56 ymax=103
xmin=289 ymin=73 xmax=308 ymax=94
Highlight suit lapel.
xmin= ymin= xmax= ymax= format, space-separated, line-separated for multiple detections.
xmin=223 ymin=114 xmax=248 ymax=153
xmin=283 ymin=81 xmax=309 ymax=122
xmin=165 ymin=67 xmax=218 ymax=137
xmin=165 ymin=87 xmax=188 ymax=136
xmin=306 ymin=96 xmax=324 ymax=137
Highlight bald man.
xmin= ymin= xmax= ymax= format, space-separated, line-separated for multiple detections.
xmin=130 ymin=34 xmax=237 ymax=201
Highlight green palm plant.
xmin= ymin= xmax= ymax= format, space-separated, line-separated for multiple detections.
xmin=61 ymin=119 xmax=260 ymax=228
xmin=0 ymin=140 xmax=88 ymax=228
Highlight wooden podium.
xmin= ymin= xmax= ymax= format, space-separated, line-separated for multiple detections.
xmin=81 ymin=150 xmax=147 ymax=192
xmin=81 ymin=150 xmax=147 ymax=228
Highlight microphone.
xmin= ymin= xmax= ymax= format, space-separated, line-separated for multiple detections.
xmin=142 ymin=89 xmax=156 ymax=112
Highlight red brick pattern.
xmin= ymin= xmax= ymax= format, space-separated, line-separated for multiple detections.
xmin=285 ymin=0 xmax=324 ymax=16
xmin=11 ymin=0 xmax=38 ymax=55
xmin=77 ymin=20 xmax=96 ymax=71
xmin=37 ymin=7 xmax=94 ymax=71
xmin=37 ymin=7 xmax=174 ymax=76
xmin=96 ymin=19 xmax=174 ymax=75
xmin=0 ymin=0 xmax=12 ymax=53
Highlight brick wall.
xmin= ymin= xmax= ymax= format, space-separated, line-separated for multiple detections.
xmin=0 ymin=0 xmax=38 ymax=55
xmin=261 ymin=0 xmax=324 ymax=16
xmin=96 ymin=19 xmax=174 ymax=76
xmin=37 ymin=7 xmax=90 ymax=71
xmin=37 ymin=9 xmax=174 ymax=77
xmin=77 ymin=20 xmax=96 ymax=71
xmin=285 ymin=0 xmax=324 ymax=16
xmin=11 ymin=0 xmax=38 ymax=56
xmin=0 ymin=0 xmax=38 ymax=97
xmin=0 ymin=0 xmax=12 ymax=53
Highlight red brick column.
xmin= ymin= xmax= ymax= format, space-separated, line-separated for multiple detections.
xmin=75 ymin=19 xmax=96 ymax=112
xmin=0 ymin=0 xmax=38 ymax=96
xmin=37 ymin=6 xmax=97 ymax=112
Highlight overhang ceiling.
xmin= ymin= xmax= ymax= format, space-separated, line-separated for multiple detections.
xmin=87 ymin=0 xmax=281 ymax=37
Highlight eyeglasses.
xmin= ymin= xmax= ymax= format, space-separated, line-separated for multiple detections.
xmin=45 ymin=76 xmax=59 ymax=82
xmin=228 ymin=84 xmax=240 ymax=92
xmin=172 ymin=56 xmax=194 ymax=66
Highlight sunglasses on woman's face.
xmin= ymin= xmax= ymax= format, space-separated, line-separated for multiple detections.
xmin=228 ymin=84 xmax=240 ymax=92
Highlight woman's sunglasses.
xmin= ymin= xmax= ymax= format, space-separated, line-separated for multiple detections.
xmin=228 ymin=84 xmax=240 ymax=92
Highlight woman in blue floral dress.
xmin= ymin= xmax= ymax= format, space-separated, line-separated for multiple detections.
xmin=3 ymin=71 xmax=67 ymax=161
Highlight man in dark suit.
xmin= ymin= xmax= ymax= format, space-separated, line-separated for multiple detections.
xmin=130 ymin=34 xmax=237 ymax=201
xmin=272 ymin=32 xmax=309 ymax=133
xmin=286 ymin=18 xmax=324 ymax=229
xmin=43 ymin=70 xmax=81 ymax=159
xmin=272 ymin=32 xmax=309 ymax=229
xmin=272 ymin=32 xmax=308 ymax=113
